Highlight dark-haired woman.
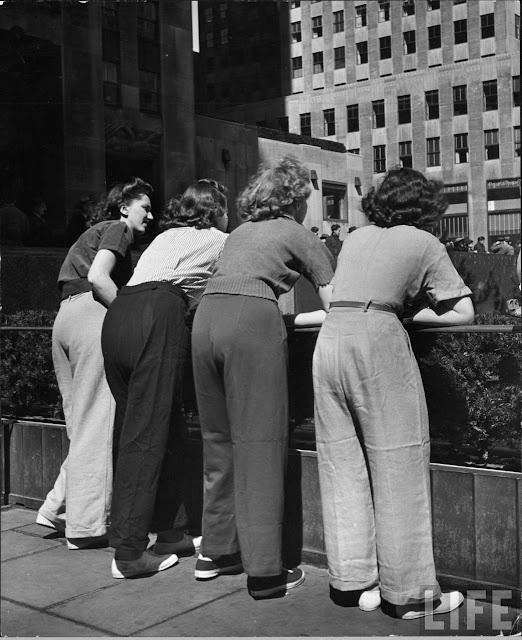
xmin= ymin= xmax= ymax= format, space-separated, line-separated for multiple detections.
xmin=313 ymin=167 xmax=474 ymax=619
xmin=101 ymin=180 xmax=228 ymax=579
xmin=37 ymin=178 xmax=153 ymax=549
xmin=191 ymin=156 xmax=334 ymax=599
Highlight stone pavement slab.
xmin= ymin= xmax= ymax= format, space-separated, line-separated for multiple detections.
xmin=1 ymin=506 xmax=38 ymax=531
xmin=1 ymin=529 xmax=62 ymax=561
xmin=2 ymin=545 xmax=116 ymax=608
xmin=49 ymin=555 xmax=246 ymax=636
xmin=1 ymin=600 xmax=106 ymax=637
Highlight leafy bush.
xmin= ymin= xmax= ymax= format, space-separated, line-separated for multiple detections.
xmin=1 ymin=310 xmax=62 ymax=419
xmin=413 ymin=313 xmax=521 ymax=469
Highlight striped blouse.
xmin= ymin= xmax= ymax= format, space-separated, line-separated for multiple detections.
xmin=127 ymin=226 xmax=228 ymax=306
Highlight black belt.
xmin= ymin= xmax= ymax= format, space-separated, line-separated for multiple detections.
xmin=330 ymin=300 xmax=396 ymax=314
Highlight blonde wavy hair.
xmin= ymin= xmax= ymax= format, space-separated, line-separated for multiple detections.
xmin=237 ymin=156 xmax=311 ymax=222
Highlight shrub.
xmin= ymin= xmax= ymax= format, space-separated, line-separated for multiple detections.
xmin=413 ymin=313 xmax=521 ymax=469
xmin=1 ymin=310 xmax=62 ymax=419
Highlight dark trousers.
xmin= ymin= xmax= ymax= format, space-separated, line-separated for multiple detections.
xmin=101 ymin=282 xmax=189 ymax=557
xmin=191 ymin=294 xmax=289 ymax=577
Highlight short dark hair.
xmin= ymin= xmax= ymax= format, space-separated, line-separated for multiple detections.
xmin=348 ymin=226 xmax=357 ymax=233
xmin=478 ymin=236 xmax=485 ymax=242
xmin=90 ymin=177 xmax=153 ymax=226
xmin=311 ymin=226 xmax=319 ymax=233
xmin=159 ymin=179 xmax=227 ymax=231
xmin=331 ymin=223 xmax=341 ymax=232
xmin=361 ymin=167 xmax=447 ymax=231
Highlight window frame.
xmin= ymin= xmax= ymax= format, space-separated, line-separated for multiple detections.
xmin=453 ymin=85 xmax=468 ymax=116
xmin=399 ymin=140 xmax=413 ymax=168
xmin=379 ymin=35 xmax=392 ymax=60
xmin=403 ymin=30 xmax=416 ymax=54
xmin=291 ymin=21 xmax=302 ymax=43
xmin=483 ymin=79 xmax=498 ymax=111
xmin=355 ymin=4 xmax=368 ymax=28
xmin=484 ymin=129 xmax=500 ymax=160
xmin=300 ymin=112 xmax=311 ymax=137
xmin=378 ymin=0 xmax=390 ymax=22
xmin=373 ymin=145 xmax=387 ymax=173
xmin=312 ymin=15 xmax=323 ymax=38
xmin=454 ymin=133 xmax=469 ymax=164
xmin=292 ymin=56 xmax=303 ymax=78
xmin=427 ymin=137 xmax=441 ymax=167
xmin=333 ymin=10 xmax=344 ymax=33
xmin=347 ymin=104 xmax=359 ymax=132
xmin=356 ymin=41 xmax=368 ymax=64
xmin=372 ymin=99 xmax=385 ymax=129
xmin=313 ymin=51 xmax=324 ymax=74
xmin=426 ymin=90 xmax=439 ymax=119
xmin=397 ymin=94 xmax=412 ymax=124
xmin=428 ymin=24 xmax=441 ymax=49
xmin=480 ymin=13 xmax=495 ymax=39
xmin=323 ymin=108 xmax=336 ymax=136
xmin=454 ymin=19 xmax=468 ymax=44
xmin=513 ymin=76 xmax=520 ymax=107
xmin=402 ymin=0 xmax=415 ymax=17
xmin=334 ymin=46 xmax=346 ymax=70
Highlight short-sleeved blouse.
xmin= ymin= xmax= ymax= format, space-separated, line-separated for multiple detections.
xmin=58 ymin=220 xmax=133 ymax=299
xmin=204 ymin=217 xmax=335 ymax=301
xmin=332 ymin=225 xmax=471 ymax=313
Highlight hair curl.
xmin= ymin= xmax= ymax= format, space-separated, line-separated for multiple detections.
xmin=89 ymin=177 xmax=153 ymax=226
xmin=159 ymin=179 xmax=228 ymax=231
xmin=361 ymin=167 xmax=447 ymax=231
xmin=237 ymin=155 xmax=311 ymax=222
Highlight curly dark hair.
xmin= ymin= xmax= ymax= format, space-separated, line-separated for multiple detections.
xmin=361 ymin=167 xmax=448 ymax=231
xmin=88 ymin=177 xmax=153 ymax=227
xmin=159 ymin=179 xmax=228 ymax=231
xmin=237 ymin=155 xmax=311 ymax=222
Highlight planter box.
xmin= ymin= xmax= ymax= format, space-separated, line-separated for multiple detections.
xmin=2 ymin=418 xmax=520 ymax=599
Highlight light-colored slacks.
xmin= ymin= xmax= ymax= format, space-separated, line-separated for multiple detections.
xmin=39 ymin=292 xmax=114 ymax=538
xmin=313 ymin=308 xmax=441 ymax=606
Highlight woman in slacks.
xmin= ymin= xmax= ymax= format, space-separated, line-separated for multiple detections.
xmin=313 ymin=167 xmax=474 ymax=619
xmin=37 ymin=178 xmax=153 ymax=549
xmin=102 ymin=180 xmax=228 ymax=579
xmin=191 ymin=156 xmax=334 ymax=599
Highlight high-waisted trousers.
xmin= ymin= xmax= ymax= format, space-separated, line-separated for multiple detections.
xmin=313 ymin=308 xmax=441 ymax=606
xmin=40 ymin=291 xmax=115 ymax=538
xmin=191 ymin=294 xmax=289 ymax=577
xmin=101 ymin=282 xmax=189 ymax=557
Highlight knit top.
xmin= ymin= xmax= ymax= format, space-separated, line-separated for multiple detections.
xmin=204 ymin=217 xmax=335 ymax=301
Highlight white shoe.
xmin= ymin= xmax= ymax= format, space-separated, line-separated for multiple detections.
xmin=359 ymin=586 xmax=381 ymax=612
xmin=399 ymin=591 xmax=464 ymax=619
xmin=36 ymin=512 xmax=65 ymax=533
xmin=67 ymin=536 xmax=108 ymax=550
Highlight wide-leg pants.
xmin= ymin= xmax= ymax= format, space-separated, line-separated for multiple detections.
xmin=313 ymin=308 xmax=441 ymax=606
xmin=101 ymin=282 xmax=189 ymax=556
xmin=192 ymin=294 xmax=289 ymax=577
xmin=39 ymin=292 xmax=114 ymax=538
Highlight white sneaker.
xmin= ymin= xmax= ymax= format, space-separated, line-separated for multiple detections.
xmin=112 ymin=550 xmax=179 ymax=579
xmin=36 ymin=512 xmax=65 ymax=533
xmin=399 ymin=591 xmax=464 ymax=619
xmin=359 ymin=586 xmax=381 ymax=612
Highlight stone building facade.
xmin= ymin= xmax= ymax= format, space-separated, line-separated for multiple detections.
xmin=198 ymin=0 xmax=521 ymax=246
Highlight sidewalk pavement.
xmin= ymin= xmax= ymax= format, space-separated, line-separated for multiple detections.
xmin=1 ymin=505 xmax=520 ymax=638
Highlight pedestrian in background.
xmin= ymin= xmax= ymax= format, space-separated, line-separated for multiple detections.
xmin=324 ymin=223 xmax=343 ymax=264
xmin=36 ymin=177 xmax=153 ymax=549
xmin=474 ymin=236 xmax=487 ymax=253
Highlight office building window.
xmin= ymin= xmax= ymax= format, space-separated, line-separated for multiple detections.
xmin=102 ymin=29 xmax=120 ymax=63
xmin=205 ymin=32 xmax=214 ymax=48
xmin=454 ymin=19 xmax=467 ymax=44
xmin=403 ymin=30 xmax=416 ymax=54
xmin=312 ymin=16 xmax=323 ymax=38
xmin=399 ymin=141 xmax=413 ymax=168
xmin=357 ymin=41 xmax=368 ymax=64
xmin=484 ymin=129 xmax=500 ymax=160
xmin=220 ymin=28 xmax=228 ymax=45
xmin=428 ymin=24 xmax=441 ymax=49
xmin=204 ymin=7 xmax=213 ymax=23
xmin=378 ymin=0 xmax=390 ymax=22
xmin=427 ymin=137 xmax=440 ymax=166
xmin=373 ymin=145 xmax=386 ymax=173
xmin=300 ymin=112 xmax=311 ymax=136
xmin=334 ymin=46 xmax=345 ymax=69
xmin=372 ymin=99 xmax=385 ymax=128
xmin=291 ymin=0 xmax=301 ymax=7
xmin=313 ymin=51 xmax=324 ymax=73
xmin=398 ymin=95 xmax=411 ymax=124
xmin=292 ymin=56 xmax=303 ymax=78
xmin=323 ymin=183 xmax=347 ymax=220
xmin=347 ymin=104 xmax=359 ymax=132
xmin=427 ymin=0 xmax=440 ymax=10
xmin=333 ymin=10 xmax=344 ymax=32
xmin=380 ymin=36 xmax=392 ymax=59
xmin=513 ymin=76 xmax=520 ymax=107
xmin=403 ymin=0 xmax=415 ymax=17
xmin=139 ymin=69 xmax=160 ymax=113
xmin=278 ymin=116 xmax=289 ymax=133
xmin=426 ymin=90 xmax=439 ymax=119
xmin=453 ymin=85 xmax=468 ymax=116
xmin=483 ymin=80 xmax=498 ymax=111
xmin=291 ymin=21 xmax=302 ymax=43
xmin=481 ymin=13 xmax=495 ymax=39
xmin=103 ymin=61 xmax=120 ymax=106
xmin=102 ymin=1 xmax=118 ymax=29
xmin=516 ymin=14 xmax=520 ymax=39
xmin=515 ymin=126 xmax=521 ymax=157
xmin=348 ymin=148 xmax=360 ymax=155
xmin=454 ymin=133 xmax=469 ymax=163
xmin=355 ymin=5 xmax=367 ymax=28
xmin=137 ymin=1 xmax=158 ymax=40
xmin=484 ymin=129 xmax=500 ymax=159
xmin=324 ymin=109 xmax=335 ymax=136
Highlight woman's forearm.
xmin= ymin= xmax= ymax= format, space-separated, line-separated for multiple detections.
xmin=410 ymin=296 xmax=475 ymax=326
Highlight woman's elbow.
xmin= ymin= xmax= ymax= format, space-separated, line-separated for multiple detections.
xmin=455 ymin=298 xmax=475 ymax=325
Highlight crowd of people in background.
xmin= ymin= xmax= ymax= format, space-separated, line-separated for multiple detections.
xmin=26 ymin=160 xmax=483 ymax=621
